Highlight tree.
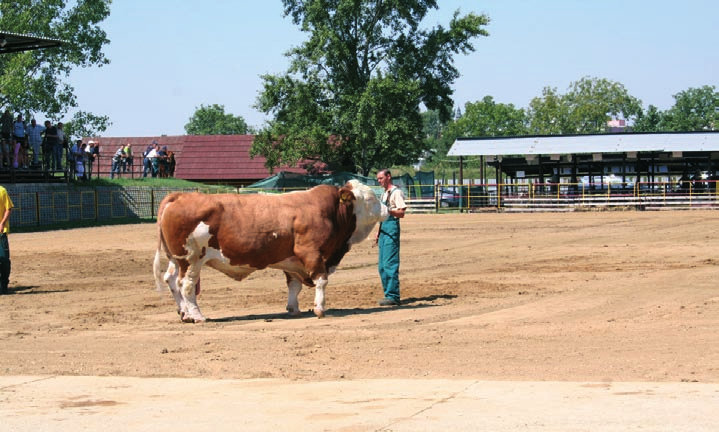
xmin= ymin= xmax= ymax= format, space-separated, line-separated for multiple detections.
xmin=184 ymin=104 xmax=251 ymax=135
xmin=661 ymin=85 xmax=719 ymax=131
xmin=447 ymin=96 xmax=528 ymax=138
xmin=632 ymin=104 xmax=664 ymax=132
xmin=0 ymin=0 xmax=111 ymax=136
xmin=252 ymin=0 xmax=490 ymax=176
xmin=528 ymin=77 xmax=642 ymax=134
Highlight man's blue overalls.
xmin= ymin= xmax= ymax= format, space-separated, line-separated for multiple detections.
xmin=378 ymin=188 xmax=400 ymax=302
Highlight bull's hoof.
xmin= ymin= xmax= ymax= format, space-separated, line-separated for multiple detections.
xmin=313 ymin=307 xmax=325 ymax=318
xmin=286 ymin=305 xmax=302 ymax=317
xmin=180 ymin=311 xmax=205 ymax=323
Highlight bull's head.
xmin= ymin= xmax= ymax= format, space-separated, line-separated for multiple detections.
xmin=344 ymin=179 xmax=389 ymax=245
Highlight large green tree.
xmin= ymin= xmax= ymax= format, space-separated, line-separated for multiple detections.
xmin=632 ymin=104 xmax=664 ymax=132
xmin=448 ymin=95 xmax=528 ymax=138
xmin=252 ymin=0 xmax=489 ymax=176
xmin=660 ymin=85 xmax=719 ymax=131
xmin=0 ymin=0 xmax=111 ymax=138
xmin=528 ymin=77 xmax=642 ymax=135
xmin=184 ymin=104 xmax=251 ymax=135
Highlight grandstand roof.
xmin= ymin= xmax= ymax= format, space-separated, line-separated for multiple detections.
xmin=0 ymin=31 xmax=63 ymax=54
xmin=448 ymin=132 xmax=719 ymax=157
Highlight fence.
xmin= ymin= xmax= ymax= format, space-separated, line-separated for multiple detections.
xmin=6 ymin=185 xmax=209 ymax=228
xmin=429 ymin=180 xmax=719 ymax=212
xmin=7 ymin=179 xmax=719 ymax=230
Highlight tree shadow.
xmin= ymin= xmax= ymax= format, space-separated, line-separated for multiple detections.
xmin=208 ymin=294 xmax=458 ymax=322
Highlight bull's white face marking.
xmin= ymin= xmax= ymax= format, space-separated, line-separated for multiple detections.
xmin=347 ymin=179 xmax=389 ymax=245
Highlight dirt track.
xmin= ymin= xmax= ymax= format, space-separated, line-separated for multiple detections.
xmin=2 ymin=211 xmax=718 ymax=383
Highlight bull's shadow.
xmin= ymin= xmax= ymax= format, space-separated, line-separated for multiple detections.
xmin=208 ymin=294 xmax=457 ymax=322
xmin=1 ymin=285 xmax=68 ymax=295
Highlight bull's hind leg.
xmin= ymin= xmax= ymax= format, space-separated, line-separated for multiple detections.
xmin=164 ymin=260 xmax=184 ymax=315
xmin=285 ymin=274 xmax=303 ymax=317
xmin=178 ymin=263 xmax=205 ymax=323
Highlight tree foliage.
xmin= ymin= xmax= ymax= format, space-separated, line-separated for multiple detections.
xmin=184 ymin=104 xmax=251 ymax=135
xmin=0 ymin=0 xmax=111 ymax=137
xmin=528 ymin=76 xmax=642 ymax=135
xmin=448 ymin=96 xmax=528 ymax=138
xmin=660 ymin=85 xmax=719 ymax=131
xmin=252 ymin=0 xmax=490 ymax=176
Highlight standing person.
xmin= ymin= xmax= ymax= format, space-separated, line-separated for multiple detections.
xmin=142 ymin=143 xmax=154 ymax=177
xmin=375 ymin=169 xmax=407 ymax=306
xmin=122 ymin=143 xmax=133 ymax=174
xmin=85 ymin=141 xmax=98 ymax=179
xmin=56 ymin=122 xmax=67 ymax=171
xmin=110 ymin=145 xmax=125 ymax=179
xmin=11 ymin=114 xmax=26 ymax=169
xmin=43 ymin=121 xmax=61 ymax=171
xmin=0 ymin=185 xmax=13 ymax=295
xmin=25 ymin=118 xmax=45 ymax=167
xmin=150 ymin=143 xmax=161 ymax=178
xmin=1 ymin=109 xmax=13 ymax=168
xmin=70 ymin=139 xmax=86 ymax=181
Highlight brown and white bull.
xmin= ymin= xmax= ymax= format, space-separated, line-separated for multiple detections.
xmin=153 ymin=180 xmax=388 ymax=323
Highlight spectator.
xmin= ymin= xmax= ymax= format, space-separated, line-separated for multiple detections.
xmin=43 ymin=121 xmax=61 ymax=171
xmin=122 ymin=143 xmax=133 ymax=173
xmin=0 ymin=109 xmax=12 ymax=169
xmin=142 ymin=143 xmax=155 ymax=177
xmin=11 ymin=114 xmax=26 ymax=169
xmin=85 ymin=141 xmax=99 ymax=179
xmin=157 ymin=146 xmax=169 ymax=177
xmin=57 ymin=122 xmax=67 ymax=170
xmin=148 ymin=143 xmax=161 ymax=178
xmin=110 ymin=145 xmax=125 ymax=179
xmin=70 ymin=139 xmax=86 ymax=181
xmin=25 ymin=118 xmax=45 ymax=167
xmin=0 ymin=185 xmax=13 ymax=295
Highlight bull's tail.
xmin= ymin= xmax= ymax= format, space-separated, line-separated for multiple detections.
xmin=154 ymin=193 xmax=181 ymax=292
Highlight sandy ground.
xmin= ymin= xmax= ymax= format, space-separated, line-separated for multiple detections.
xmin=1 ymin=211 xmax=718 ymax=383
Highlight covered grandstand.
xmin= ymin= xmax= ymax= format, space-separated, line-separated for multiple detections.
xmin=446 ymin=131 xmax=719 ymax=211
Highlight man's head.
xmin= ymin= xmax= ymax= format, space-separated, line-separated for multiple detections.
xmin=57 ymin=122 xmax=63 ymax=129
xmin=31 ymin=118 xmax=36 ymax=126
xmin=44 ymin=120 xmax=51 ymax=127
xmin=376 ymin=169 xmax=393 ymax=190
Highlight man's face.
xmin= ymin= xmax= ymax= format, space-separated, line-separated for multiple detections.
xmin=376 ymin=172 xmax=390 ymax=190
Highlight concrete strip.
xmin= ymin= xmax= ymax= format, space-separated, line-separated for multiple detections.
xmin=0 ymin=376 xmax=717 ymax=431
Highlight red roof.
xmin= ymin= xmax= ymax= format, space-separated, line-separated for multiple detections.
xmin=86 ymin=135 xmax=307 ymax=184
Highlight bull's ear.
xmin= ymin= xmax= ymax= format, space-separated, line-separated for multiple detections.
xmin=339 ymin=188 xmax=355 ymax=204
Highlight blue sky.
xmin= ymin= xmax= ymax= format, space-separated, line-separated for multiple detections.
xmin=68 ymin=0 xmax=719 ymax=137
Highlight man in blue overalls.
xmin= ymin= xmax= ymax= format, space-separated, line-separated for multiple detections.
xmin=375 ymin=169 xmax=407 ymax=306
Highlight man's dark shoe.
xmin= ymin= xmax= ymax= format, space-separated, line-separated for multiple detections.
xmin=378 ymin=297 xmax=399 ymax=306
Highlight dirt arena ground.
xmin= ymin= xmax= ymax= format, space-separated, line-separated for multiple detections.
xmin=2 ymin=211 xmax=718 ymax=383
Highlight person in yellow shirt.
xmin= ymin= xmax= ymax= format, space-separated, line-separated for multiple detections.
xmin=0 ymin=185 xmax=14 ymax=294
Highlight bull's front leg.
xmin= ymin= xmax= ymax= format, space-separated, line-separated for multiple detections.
xmin=285 ymin=277 xmax=303 ymax=317
xmin=313 ymin=275 xmax=328 ymax=318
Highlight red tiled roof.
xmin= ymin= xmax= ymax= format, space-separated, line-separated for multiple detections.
xmin=86 ymin=135 xmax=307 ymax=183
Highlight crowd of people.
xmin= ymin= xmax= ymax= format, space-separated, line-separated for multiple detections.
xmin=0 ymin=109 xmax=177 ymax=181
xmin=111 ymin=141 xmax=175 ymax=179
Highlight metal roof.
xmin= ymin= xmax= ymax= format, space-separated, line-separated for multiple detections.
xmin=448 ymin=132 xmax=719 ymax=157
xmin=0 ymin=31 xmax=63 ymax=54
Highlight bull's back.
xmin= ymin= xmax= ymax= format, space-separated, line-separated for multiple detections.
xmin=157 ymin=189 xmax=344 ymax=268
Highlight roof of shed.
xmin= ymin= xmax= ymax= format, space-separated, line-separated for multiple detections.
xmin=88 ymin=135 xmax=306 ymax=181
xmin=448 ymin=132 xmax=719 ymax=157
